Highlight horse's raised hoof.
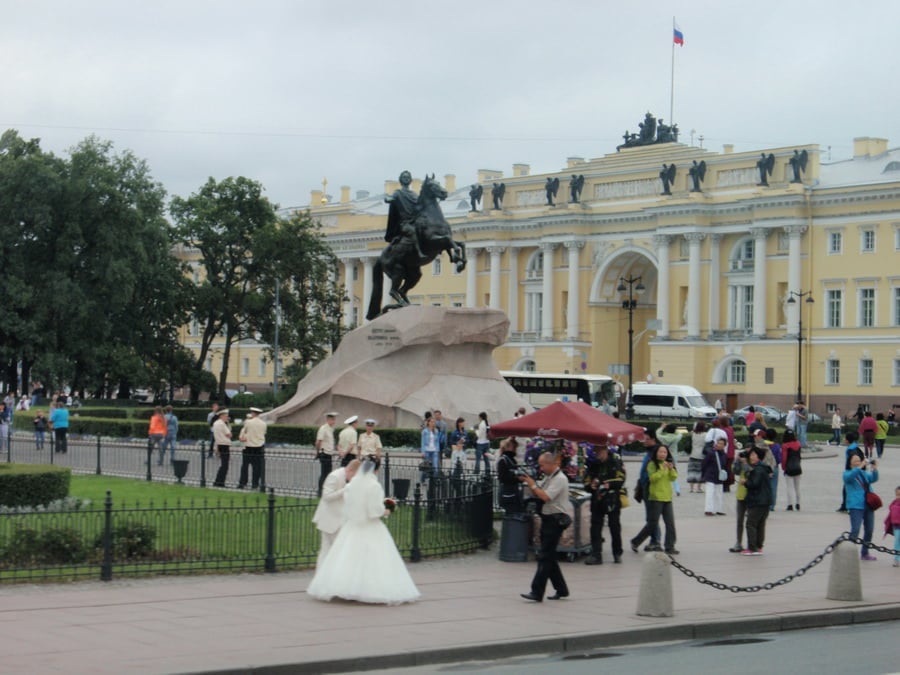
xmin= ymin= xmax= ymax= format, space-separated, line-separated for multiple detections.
xmin=456 ymin=261 xmax=466 ymax=273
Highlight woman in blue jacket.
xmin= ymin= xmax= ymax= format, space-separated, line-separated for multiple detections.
xmin=843 ymin=454 xmax=879 ymax=560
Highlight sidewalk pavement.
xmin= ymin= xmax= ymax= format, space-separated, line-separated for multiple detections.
xmin=1 ymin=451 xmax=898 ymax=674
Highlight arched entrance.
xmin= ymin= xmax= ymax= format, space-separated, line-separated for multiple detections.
xmin=589 ymin=247 xmax=659 ymax=410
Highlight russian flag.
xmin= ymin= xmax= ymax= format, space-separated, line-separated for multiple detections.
xmin=673 ymin=22 xmax=684 ymax=46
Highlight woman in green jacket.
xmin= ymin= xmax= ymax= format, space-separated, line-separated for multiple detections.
xmin=630 ymin=445 xmax=679 ymax=555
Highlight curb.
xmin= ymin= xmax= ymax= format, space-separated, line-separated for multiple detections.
xmin=199 ymin=603 xmax=900 ymax=674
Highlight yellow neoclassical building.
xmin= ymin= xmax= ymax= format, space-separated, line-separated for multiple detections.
xmin=291 ymin=132 xmax=900 ymax=418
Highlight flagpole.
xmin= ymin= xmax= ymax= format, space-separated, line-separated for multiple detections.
xmin=670 ymin=16 xmax=675 ymax=127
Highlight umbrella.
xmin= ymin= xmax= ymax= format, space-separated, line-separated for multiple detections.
xmin=488 ymin=400 xmax=646 ymax=446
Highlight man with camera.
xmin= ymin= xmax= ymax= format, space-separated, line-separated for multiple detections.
xmin=583 ymin=445 xmax=626 ymax=565
xmin=518 ymin=452 xmax=573 ymax=602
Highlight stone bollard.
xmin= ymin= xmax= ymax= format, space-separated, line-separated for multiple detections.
xmin=636 ymin=552 xmax=674 ymax=617
xmin=826 ymin=540 xmax=862 ymax=601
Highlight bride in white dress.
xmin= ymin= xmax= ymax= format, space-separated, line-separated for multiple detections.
xmin=307 ymin=459 xmax=420 ymax=605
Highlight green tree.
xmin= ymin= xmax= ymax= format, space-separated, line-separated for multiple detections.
xmin=254 ymin=210 xmax=346 ymax=372
xmin=170 ymin=177 xmax=278 ymax=402
xmin=0 ymin=131 xmax=190 ymax=399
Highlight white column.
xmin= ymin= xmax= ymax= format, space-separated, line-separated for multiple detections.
xmin=507 ymin=246 xmax=519 ymax=331
xmin=466 ymin=247 xmax=479 ymax=307
xmin=487 ymin=246 xmax=504 ymax=309
xmin=685 ymin=233 xmax=704 ymax=339
xmin=362 ymin=257 xmax=374 ymax=324
xmin=708 ymin=234 xmax=722 ymax=334
xmin=565 ymin=240 xmax=584 ymax=339
xmin=751 ymin=227 xmax=769 ymax=337
xmin=342 ymin=258 xmax=356 ymax=327
xmin=540 ymin=242 xmax=557 ymax=339
xmin=653 ymin=235 xmax=671 ymax=338
xmin=785 ymin=224 xmax=807 ymax=335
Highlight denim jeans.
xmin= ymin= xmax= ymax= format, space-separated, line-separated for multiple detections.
xmin=159 ymin=435 xmax=177 ymax=464
xmin=475 ymin=442 xmax=489 ymax=474
xmin=848 ymin=507 xmax=874 ymax=556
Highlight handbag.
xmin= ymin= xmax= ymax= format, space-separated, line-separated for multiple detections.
xmin=856 ymin=475 xmax=882 ymax=510
xmin=714 ymin=451 xmax=728 ymax=483
xmin=618 ymin=487 xmax=630 ymax=509
xmin=633 ymin=480 xmax=645 ymax=504
xmin=546 ymin=512 xmax=572 ymax=529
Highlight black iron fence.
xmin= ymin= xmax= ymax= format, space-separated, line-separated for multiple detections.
xmin=2 ymin=431 xmax=497 ymax=500
xmin=0 ymin=482 xmax=494 ymax=583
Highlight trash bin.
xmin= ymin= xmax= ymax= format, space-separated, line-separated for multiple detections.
xmin=172 ymin=459 xmax=189 ymax=484
xmin=499 ymin=512 xmax=531 ymax=562
xmin=392 ymin=478 xmax=411 ymax=502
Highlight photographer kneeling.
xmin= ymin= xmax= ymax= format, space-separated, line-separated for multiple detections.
xmin=519 ymin=452 xmax=573 ymax=602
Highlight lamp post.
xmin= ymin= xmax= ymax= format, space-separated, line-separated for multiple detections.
xmin=786 ymin=290 xmax=814 ymax=402
xmin=617 ymin=275 xmax=645 ymax=418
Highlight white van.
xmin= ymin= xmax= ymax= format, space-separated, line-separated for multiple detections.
xmin=629 ymin=384 xmax=717 ymax=419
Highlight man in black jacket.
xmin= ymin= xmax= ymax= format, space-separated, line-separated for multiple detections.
xmin=583 ymin=445 xmax=626 ymax=564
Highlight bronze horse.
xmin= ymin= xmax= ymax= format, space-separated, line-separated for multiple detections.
xmin=366 ymin=174 xmax=467 ymax=320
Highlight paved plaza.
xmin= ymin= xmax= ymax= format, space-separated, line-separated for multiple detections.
xmin=0 ymin=446 xmax=898 ymax=674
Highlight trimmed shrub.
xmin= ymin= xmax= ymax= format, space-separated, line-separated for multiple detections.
xmin=95 ymin=522 xmax=157 ymax=559
xmin=0 ymin=465 xmax=71 ymax=508
xmin=0 ymin=526 xmax=87 ymax=565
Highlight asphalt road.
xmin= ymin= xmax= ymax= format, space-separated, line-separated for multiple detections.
xmin=364 ymin=620 xmax=900 ymax=675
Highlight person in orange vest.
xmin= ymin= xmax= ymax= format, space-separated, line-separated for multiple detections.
xmin=149 ymin=406 xmax=168 ymax=465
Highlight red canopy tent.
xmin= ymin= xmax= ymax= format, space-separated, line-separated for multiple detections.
xmin=488 ymin=400 xmax=646 ymax=447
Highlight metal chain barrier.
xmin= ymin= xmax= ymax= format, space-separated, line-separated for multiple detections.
xmin=667 ymin=532 xmax=900 ymax=594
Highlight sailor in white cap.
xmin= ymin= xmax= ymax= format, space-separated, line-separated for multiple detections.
xmin=211 ymin=409 xmax=232 ymax=487
xmin=238 ymin=406 xmax=267 ymax=490
xmin=338 ymin=415 xmax=360 ymax=467
xmin=315 ymin=412 xmax=339 ymax=496
xmin=358 ymin=418 xmax=383 ymax=461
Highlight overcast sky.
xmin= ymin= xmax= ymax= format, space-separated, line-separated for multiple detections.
xmin=3 ymin=0 xmax=899 ymax=210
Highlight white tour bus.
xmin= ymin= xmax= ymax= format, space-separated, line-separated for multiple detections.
xmin=629 ymin=383 xmax=716 ymax=419
xmin=500 ymin=371 xmax=619 ymax=410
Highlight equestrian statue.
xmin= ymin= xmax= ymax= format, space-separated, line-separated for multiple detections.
xmin=366 ymin=171 xmax=467 ymax=321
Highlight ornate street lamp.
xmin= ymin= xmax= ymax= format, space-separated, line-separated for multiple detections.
xmin=786 ymin=290 xmax=814 ymax=402
xmin=617 ymin=275 xmax=646 ymax=418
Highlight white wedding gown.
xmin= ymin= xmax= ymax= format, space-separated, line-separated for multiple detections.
xmin=307 ymin=468 xmax=420 ymax=605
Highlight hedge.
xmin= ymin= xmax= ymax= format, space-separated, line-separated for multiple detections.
xmin=0 ymin=464 xmax=71 ymax=508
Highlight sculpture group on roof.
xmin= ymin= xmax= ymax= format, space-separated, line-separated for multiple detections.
xmin=618 ymin=112 xmax=680 ymax=150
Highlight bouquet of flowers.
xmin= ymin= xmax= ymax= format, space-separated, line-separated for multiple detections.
xmin=383 ymin=498 xmax=397 ymax=513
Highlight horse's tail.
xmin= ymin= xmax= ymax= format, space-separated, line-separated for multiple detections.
xmin=366 ymin=259 xmax=384 ymax=321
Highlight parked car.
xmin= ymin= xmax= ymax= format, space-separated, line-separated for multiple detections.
xmin=733 ymin=405 xmax=785 ymax=424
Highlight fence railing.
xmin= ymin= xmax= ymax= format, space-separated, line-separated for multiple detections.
xmin=1 ymin=431 xmax=498 ymax=499
xmin=0 ymin=478 xmax=494 ymax=583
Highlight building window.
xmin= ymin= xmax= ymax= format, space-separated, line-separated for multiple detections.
xmin=894 ymin=358 xmax=900 ymax=386
xmin=241 ymin=358 xmax=249 ymax=376
xmin=258 ymin=358 xmax=266 ymax=377
xmin=861 ymin=229 xmax=875 ymax=253
xmin=826 ymin=359 xmax=840 ymax=385
xmin=729 ymin=238 xmax=755 ymax=271
xmin=205 ymin=357 xmax=213 ymax=371
xmin=452 ymin=301 xmax=463 ymax=307
xmin=828 ymin=231 xmax=842 ymax=255
xmin=189 ymin=316 xmax=199 ymax=337
xmin=525 ymin=291 xmax=542 ymax=331
xmin=859 ymin=288 xmax=875 ymax=327
xmin=728 ymin=285 xmax=754 ymax=331
xmin=895 ymin=227 xmax=900 ymax=251
xmin=765 ymin=367 xmax=774 ymax=384
xmin=894 ymin=287 xmax=900 ymax=326
xmin=826 ymin=289 xmax=842 ymax=328
xmin=859 ymin=358 xmax=873 ymax=386
xmin=726 ymin=360 xmax=746 ymax=384
xmin=432 ymin=258 xmax=442 ymax=275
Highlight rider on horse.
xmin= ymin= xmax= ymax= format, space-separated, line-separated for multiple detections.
xmin=384 ymin=170 xmax=425 ymax=260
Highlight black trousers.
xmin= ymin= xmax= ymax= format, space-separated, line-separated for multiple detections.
xmin=213 ymin=445 xmax=230 ymax=487
xmin=530 ymin=515 xmax=569 ymax=598
xmin=745 ymin=505 xmax=769 ymax=551
xmin=589 ymin=500 xmax=622 ymax=557
xmin=239 ymin=446 xmax=264 ymax=489
xmin=340 ymin=453 xmax=357 ymax=468
xmin=54 ymin=428 xmax=68 ymax=453
xmin=317 ymin=453 xmax=333 ymax=496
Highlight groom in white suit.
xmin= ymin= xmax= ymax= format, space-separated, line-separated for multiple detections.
xmin=312 ymin=459 xmax=361 ymax=567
